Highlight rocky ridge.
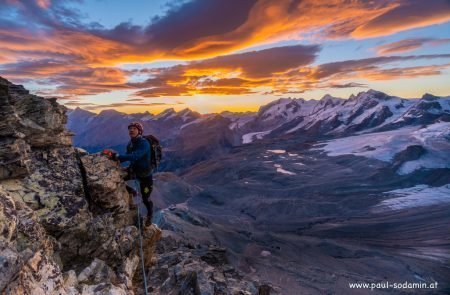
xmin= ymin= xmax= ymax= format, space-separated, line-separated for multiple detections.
xmin=0 ymin=76 xmax=161 ymax=294
xmin=0 ymin=77 xmax=269 ymax=294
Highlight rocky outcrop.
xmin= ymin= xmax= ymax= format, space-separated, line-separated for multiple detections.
xmin=149 ymin=233 xmax=278 ymax=294
xmin=80 ymin=153 xmax=129 ymax=215
xmin=0 ymin=77 xmax=73 ymax=180
xmin=392 ymin=145 xmax=427 ymax=168
xmin=0 ymin=77 xmax=161 ymax=294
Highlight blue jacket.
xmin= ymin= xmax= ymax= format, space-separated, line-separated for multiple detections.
xmin=118 ymin=135 xmax=152 ymax=177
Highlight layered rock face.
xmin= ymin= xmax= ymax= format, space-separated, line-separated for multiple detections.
xmin=0 ymin=77 xmax=161 ymax=295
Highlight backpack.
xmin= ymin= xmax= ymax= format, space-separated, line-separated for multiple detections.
xmin=143 ymin=134 xmax=162 ymax=172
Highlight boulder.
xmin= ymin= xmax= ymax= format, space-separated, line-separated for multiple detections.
xmin=80 ymin=153 xmax=129 ymax=214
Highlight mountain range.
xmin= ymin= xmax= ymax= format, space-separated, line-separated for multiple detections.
xmin=67 ymin=89 xmax=450 ymax=173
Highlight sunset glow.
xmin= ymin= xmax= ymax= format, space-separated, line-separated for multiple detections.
xmin=1 ymin=0 xmax=450 ymax=113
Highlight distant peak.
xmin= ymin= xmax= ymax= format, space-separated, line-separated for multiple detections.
xmin=178 ymin=108 xmax=193 ymax=114
xmin=71 ymin=107 xmax=95 ymax=116
xmin=355 ymin=89 xmax=390 ymax=101
xmin=160 ymin=108 xmax=176 ymax=114
xmin=98 ymin=109 xmax=124 ymax=116
xmin=154 ymin=108 xmax=177 ymax=120
xmin=320 ymin=94 xmax=342 ymax=101
xmin=139 ymin=112 xmax=154 ymax=121
xmin=421 ymin=93 xmax=440 ymax=101
xmin=279 ymin=97 xmax=292 ymax=101
xmin=318 ymin=94 xmax=342 ymax=107
xmin=220 ymin=110 xmax=256 ymax=117
xmin=366 ymin=89 xmax=380 ymax=94
xmin=321 ymin=94 xmax=334 ymax=100
xmin=275 ymin=97 xmax=301 ymax=105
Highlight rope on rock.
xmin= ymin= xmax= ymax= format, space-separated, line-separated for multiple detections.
xmin=134 ymin=179 xmax=149 ymax=295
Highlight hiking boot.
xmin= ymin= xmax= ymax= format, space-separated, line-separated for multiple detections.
xmin=145 ymin=214 xmax=152 ymax=227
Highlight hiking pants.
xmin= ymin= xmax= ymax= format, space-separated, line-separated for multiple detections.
xmin=138 ymin=175 xmax=153 ymax=217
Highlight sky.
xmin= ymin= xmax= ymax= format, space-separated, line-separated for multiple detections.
xmin=1 ymin=0 xmax=450 ymax=114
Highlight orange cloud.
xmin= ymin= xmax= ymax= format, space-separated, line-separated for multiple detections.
xmin=105 ymin=0 xmax=449 ymax=60
xmin=309 ymin=54 xmax=450 ymax=80
xmin=201 ymin=78 xmax=270 ymax=88
xmin=54 ymin=69 xmax=131 ymax=95
xmin=129 ymin=50 xmax=450 ymax=97
xmin=135 ymin=85 xmax=192 ymax=98
xmin=352 ymin=0 xmax=450 ymax=38
xmin=1 ymin=0 xmax=450 ymax=99
xmin=377 ymin=38 xmax=450 ymax=55
xmin=196 ymin=87 xmax=256 ymax=95
xmin=1 ymin=60 xmax=131 ymax=95
xmin=2 ymin=0 xmax=449 ymax=70
xmin=130 ymin=45 xmax=319 ymax=97
xmin=166 ymin=0 xmax=393 ymax=58
xmin=1 ymin=59 xmax=83 ymax=78
xmin=359 ymin=64 xmax=450 ymax=80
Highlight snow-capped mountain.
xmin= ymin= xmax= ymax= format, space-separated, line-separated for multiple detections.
xmin=379 ymin=93 xmax=450 ymax=130
xmin=67 ymin=89 xmax=450 ymax=171
xmin=257 ymin=98 xmax=316 ymax=124
xmin=238 ymin=97 xmax=338 ymax=143
xmin=256 ymin=90 xmax=450 ymax=141
xmin=242 ymin=98 xmax=319 ymax=129
xmin=277 ymin=90 xmax=411 ymax=137
xmin=310 ymin=94 xmax=343 ymax=114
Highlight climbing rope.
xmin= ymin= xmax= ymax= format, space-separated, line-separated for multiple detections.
xmin=134 ymin=179 xmax=149 ymax=295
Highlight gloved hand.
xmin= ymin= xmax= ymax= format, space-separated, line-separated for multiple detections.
xmin=102 ymin=149 xmax=118 ymax=160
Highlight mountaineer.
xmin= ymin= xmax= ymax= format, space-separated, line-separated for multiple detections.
xmin=104 ymin=122 xmax=154 ymax=225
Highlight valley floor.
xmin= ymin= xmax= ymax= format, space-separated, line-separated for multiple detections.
xmin=156 ymin=132 xmax=450 ymax=294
